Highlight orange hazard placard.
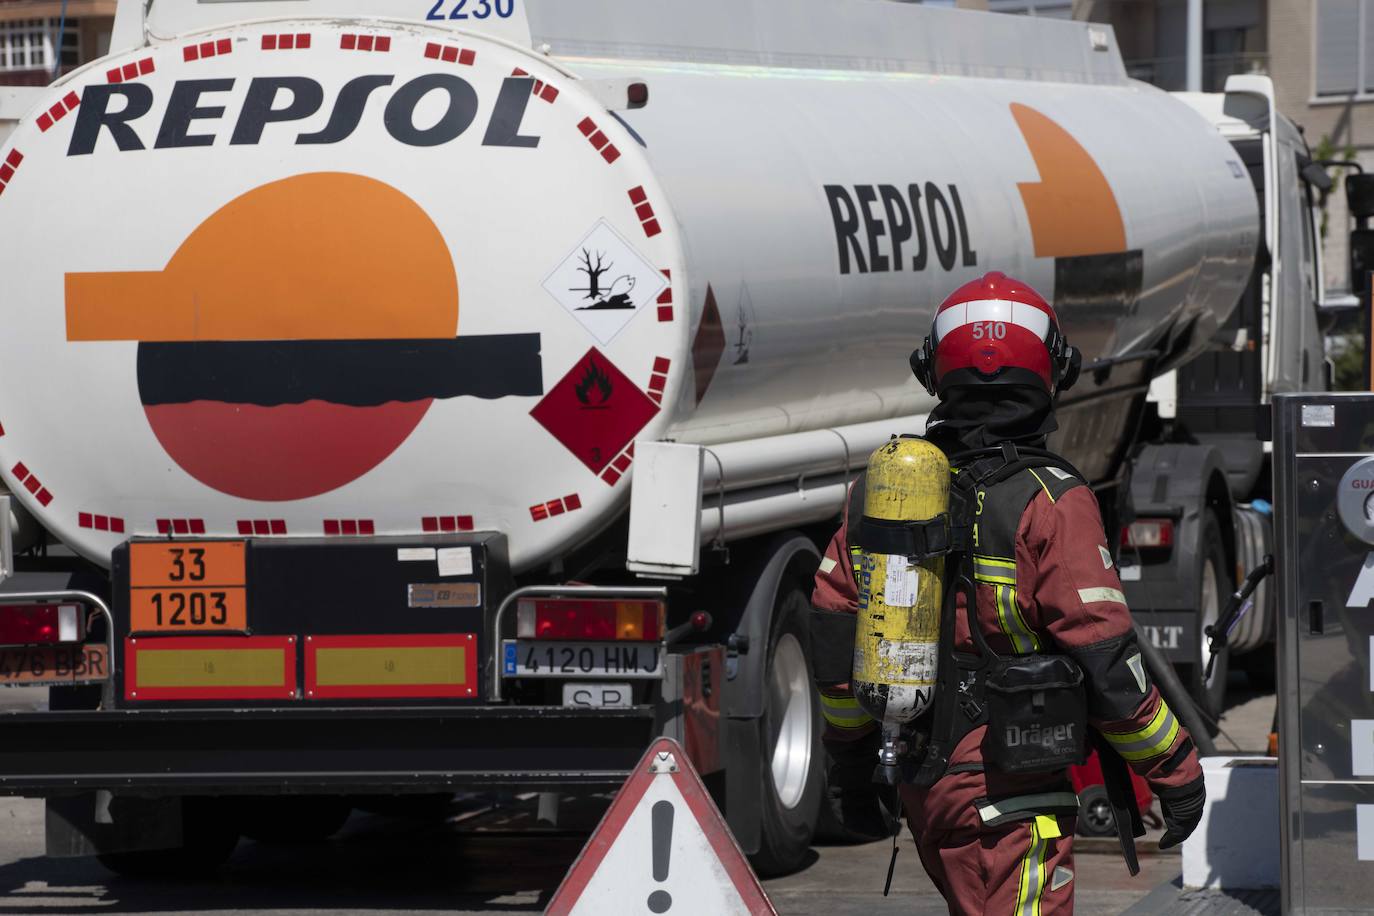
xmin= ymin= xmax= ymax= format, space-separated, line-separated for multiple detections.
xmin=546 ymin=737 xmax=775 ymax=916
xmin=128 ymin=542 xmax=247 ymax=633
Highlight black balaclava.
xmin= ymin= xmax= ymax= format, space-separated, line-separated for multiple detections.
xmin=923 ymin=384 xmax=1058 ymax=456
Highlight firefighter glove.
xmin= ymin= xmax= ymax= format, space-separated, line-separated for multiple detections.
xmin=1157 ymin=777 xmax=1206 ymax=850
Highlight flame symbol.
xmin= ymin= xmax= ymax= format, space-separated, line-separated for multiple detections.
xmin=575 ymin=357 xmax=613 ymax=406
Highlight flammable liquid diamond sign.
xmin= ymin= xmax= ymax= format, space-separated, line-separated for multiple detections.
xmin=543 ymin=220 xmax=667 ymax=345
xmin=529 ymin=347 xmax=660 ymax=474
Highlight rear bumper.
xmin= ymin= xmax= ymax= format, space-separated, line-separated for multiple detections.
xmin=0 ymin=705 xmax=656 ymax=795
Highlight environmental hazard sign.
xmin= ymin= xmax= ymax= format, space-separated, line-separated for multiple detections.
xmin=547 ymin=737 xmax=775 ymax=916
xmin=542 ymin=219 xmax=667 ymax=345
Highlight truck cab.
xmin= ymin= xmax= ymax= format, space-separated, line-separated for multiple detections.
xmin=1126 ymin=74 xmax=1338 ymax=717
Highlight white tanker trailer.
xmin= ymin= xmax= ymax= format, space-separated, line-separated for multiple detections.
xmin=0 ymin=0 xmax=1340 ymax=874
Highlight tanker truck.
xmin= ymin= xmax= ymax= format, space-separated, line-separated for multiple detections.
xmin=0 ymin=0 xmax=1340 ymax=875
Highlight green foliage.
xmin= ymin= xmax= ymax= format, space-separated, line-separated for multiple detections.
xmin=1314 ymin=134 xmax=1359 ymax=240
xmin=1331 ymin=333 xmax=1367 ymax=390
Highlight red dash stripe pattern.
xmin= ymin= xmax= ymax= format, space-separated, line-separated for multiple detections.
xmin=342 ymin=34 xmax=391 ymax=52
xmin=184 ymin=39 xmax=232 ymax=62
xmin=530 ymin=494 xmax=582 ymax=522
xmin=0 ymin=148 xmax=23 ymax=198
xmin=262 ymin=33 xmax=312 ymax=50
xmin=11 ymin=461 xmax=52 ymax=506
xmin=578 ymin=116 xmax=621 ymax=164
xmin=627 ymin=186 xmax=662 ymax=238
xmin=79 ymin=512 xmax=125 ymax=534
xmin=157 ymin=519 xmax=204 ymax=532
xmin=426 ymin=42 xmax=475 ymax=64
xmin=324 ymin=519 xmax=375 ymax=536
xmin=421 ymin=515 xmax=475 ymax=533
xmin=237 ymin=519 xmax=287 ymax=536
xmin=107 ymin=56 xmax=154 ymax=83
xmin=36 ymin=91 xmax=80 ymax=133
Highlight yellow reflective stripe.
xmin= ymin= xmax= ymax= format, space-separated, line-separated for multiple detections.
xmin=1027 ymin=468 xmax=1056 ymax=504
xmin=995 ymin=584 xmax=1040 ymax=654
xmin=974 ymin=555 xmax=1017 ymax=586
xmin=1102 ymin=699 xmax=1181 ymax=761
xmin=1034 ymin=814 xmax=1062 ymax=840
xmin=819 ymin=692 xmax=875 ymax=729
xmin=1015 ymin=817 xmax=1049 ymax=916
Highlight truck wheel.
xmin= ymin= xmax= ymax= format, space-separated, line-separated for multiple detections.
xmin=96 ymin=797 xmax=240 ymax=878
xmin=1182 ymin=510 xmax=1229 ymax=725
xmin=239 ymin=796 xmax=353 ymax=844
xmin=748 ymin=589 xmax=823 ymax=876
xmin=1075 ymin=785 xmax=1116 ymax=838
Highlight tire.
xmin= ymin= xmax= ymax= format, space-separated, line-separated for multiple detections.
xmin=1076 ymin=785 xmax=1116 ymax=838
xmin=97 ymin=797 xmax=240 ymax=878
xmin=1180 ymin=510 xmax=1229 ymax=726
xmin=239 ymin=796 xmax=353 ymax=845
xmin=748 ymin=589 xmax=824 ymax=877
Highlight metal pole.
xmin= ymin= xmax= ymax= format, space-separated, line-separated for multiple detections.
xmin=51 ymin=0 xmax=70 ymax=83
xmin=1185 ymin=0 xmax=1203 ymax=92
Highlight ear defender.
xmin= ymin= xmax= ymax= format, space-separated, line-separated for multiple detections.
xmin=1059 ymin=346 xmax=1082 ymax=393
xmin=910 ymin=338 xmax=937 ymax=395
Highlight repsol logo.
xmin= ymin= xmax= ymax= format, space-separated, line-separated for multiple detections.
xmin=824 ymin=183 xmax=977 ymax=275
xmin=1005 ymin=722 xmax=1075 ymax=749
xmin=67 ymin=74 xmax=540 ymax=156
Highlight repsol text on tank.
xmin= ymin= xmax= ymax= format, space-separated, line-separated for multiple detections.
xmin=67 ymin=74 xmax=541 ymax=156
xmin=824 ymin=183 xmax=977 ymax=275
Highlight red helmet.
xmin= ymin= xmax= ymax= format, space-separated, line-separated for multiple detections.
xmin=910 ymin=271 xmax=1080 ymax=396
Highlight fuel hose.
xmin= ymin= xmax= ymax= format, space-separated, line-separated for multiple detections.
xmin=1132 ymin=621 xmax=1219 ymax=758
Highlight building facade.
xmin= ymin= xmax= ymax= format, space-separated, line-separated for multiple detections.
xmin=0 ymin=0 xmax=113 ymax=87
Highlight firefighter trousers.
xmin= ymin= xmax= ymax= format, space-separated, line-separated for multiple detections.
xmin=911 ymin=812 xmax=1076 ymax=916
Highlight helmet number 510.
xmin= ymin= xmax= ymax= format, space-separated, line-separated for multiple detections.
xmin=971 ymin=321 xmax=1007 ymax=340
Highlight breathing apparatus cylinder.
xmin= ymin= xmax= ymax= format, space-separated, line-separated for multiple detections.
xmin=852 ymin=436 xmax=950 ymax=782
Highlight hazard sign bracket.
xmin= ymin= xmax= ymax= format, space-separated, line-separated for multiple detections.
xmin=649 ymin=749 xmax=678 ymax=774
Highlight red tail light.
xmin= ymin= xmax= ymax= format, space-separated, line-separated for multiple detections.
xmin=0 ymin=604 xmax=83 ymax=645
xmin=1121 ymin=519 xmax=1174 ymax=550
xmin=517 ymin=599 xmax=664 ymax=641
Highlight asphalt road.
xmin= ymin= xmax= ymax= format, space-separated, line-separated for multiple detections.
xmin=0 ymin=680 xmax=1276 ymax=915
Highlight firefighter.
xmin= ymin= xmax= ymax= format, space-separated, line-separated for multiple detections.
xmin=810 ymin=271 xmax=1206 ymax=915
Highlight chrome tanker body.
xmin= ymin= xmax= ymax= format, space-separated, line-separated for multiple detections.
xmin=0 ymin=0 xmax=1255 ymax=571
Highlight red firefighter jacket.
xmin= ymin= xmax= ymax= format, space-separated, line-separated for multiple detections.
xmin=812 ymin=469 xmax=1203 ymax=808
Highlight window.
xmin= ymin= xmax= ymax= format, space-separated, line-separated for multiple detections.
xmin=0 ymin=19 xmax=79 ymax=74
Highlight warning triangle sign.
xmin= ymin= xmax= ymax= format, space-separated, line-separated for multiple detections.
xmin=546 ymin=737 xmax=777 ymax=916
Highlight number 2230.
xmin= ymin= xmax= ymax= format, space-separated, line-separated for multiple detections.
xmin=427 ymin=0 xmax=516 ymax=20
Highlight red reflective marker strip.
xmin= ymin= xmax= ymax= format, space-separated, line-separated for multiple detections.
xmin=529 ymin=495 xmax=583 ymax=522
xmin=79 ymin=512 xmax=125 ymax=533
xmin=156 ymin=519 xmax=205 ymax=536
xmin=0 ymin=148 xmax=24 ymax=197
xmin=11 ymin=462 xmax=52 ymax=506
xmin=106 ymin=59 xmax=151 ymax=83
xmin=262 ymin=33 xmax=311 ymax=50
xmin=323 ymin=519 xmax=374 ymax=535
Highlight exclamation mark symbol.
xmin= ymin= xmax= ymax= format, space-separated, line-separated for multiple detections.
xmin=647 ymin=800 xmax=674 ymax=913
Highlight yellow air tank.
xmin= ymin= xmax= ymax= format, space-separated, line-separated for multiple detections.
xmin=853 ymin=437 xmax=949 ymax=751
